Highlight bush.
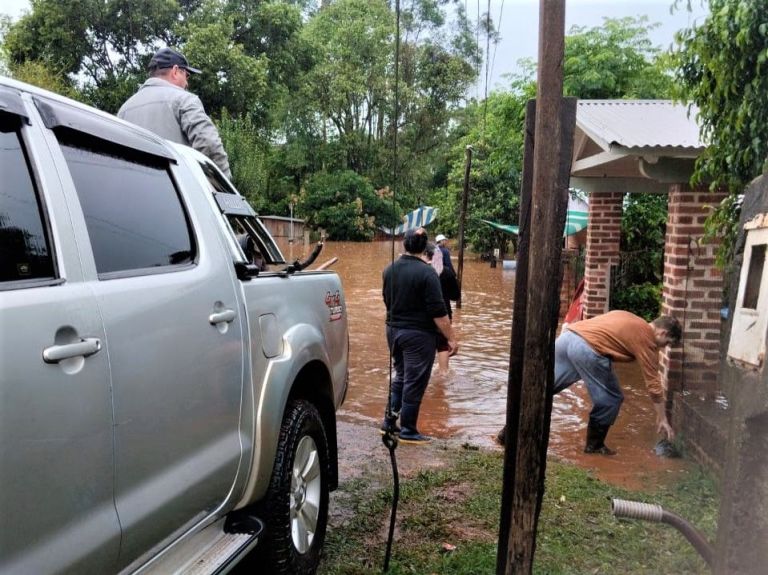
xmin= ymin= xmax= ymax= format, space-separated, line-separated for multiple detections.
xmin=611 ymin=282 xmax=662 ymax=321
xmin=297 ymin=170 xmax=399 ymax=241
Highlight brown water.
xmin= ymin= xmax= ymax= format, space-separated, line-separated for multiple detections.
xmin=285 ymin=239 xmax=692 ymax=489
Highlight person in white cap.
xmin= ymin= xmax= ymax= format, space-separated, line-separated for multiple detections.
xmin=435 ymin=234 xmax=455 ymax=273
xmin=118 ymin=47 xmax=232 ymax=179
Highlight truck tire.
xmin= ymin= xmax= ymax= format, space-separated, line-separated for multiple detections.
xmin=263 ymin=400 xmax=329 ymax=575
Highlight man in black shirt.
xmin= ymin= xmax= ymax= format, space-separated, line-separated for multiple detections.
xmin=382 ymin=228 xmax=458 ymax=444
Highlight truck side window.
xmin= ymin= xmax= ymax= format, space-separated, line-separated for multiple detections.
xmin=0 ymin=116 xmax=55 ymax=285
xmin=197 ymin=159 xmax=285 ymax=265
xmin=59 ymin=139 xmax=195 ymax=277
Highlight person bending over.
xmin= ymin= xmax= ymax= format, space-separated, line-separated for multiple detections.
xmin=497 ymin=311 xmax=681 ymax=455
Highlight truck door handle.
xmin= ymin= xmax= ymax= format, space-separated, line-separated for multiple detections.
xmin=43 ymin=338 xmax=102 ymax=364
xmin=209 ymin=309 xmax=237 ymax=325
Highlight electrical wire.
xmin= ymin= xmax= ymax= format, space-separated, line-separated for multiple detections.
xmin=382 ymin=0 xmax=402 ymax=571
xmin=482 ymin=0 xmax=491 ymax=137
xmin=489 ymin=0 xmax=505 ymax=93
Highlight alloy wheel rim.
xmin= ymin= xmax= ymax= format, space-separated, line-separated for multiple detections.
xmin=289 ymin=435 xmax=321 ymax=554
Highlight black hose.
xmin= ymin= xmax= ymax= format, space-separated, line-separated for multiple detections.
xmin=382 ymin=0 xmax=402 ymax=573
xmin=381 ymin=432 xmax=400 ymax=572
xmin=283 ymin=241 xmax=324 ymax=274
xmin=611 ymin=498 xmax=713 ymax=568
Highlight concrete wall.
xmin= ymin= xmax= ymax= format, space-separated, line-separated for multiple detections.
xmin=712 ymin=177 xmax=768 ymax=575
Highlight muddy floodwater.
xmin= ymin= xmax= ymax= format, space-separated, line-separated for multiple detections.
xmin=286 ymin=239 xmax=693 ymax=489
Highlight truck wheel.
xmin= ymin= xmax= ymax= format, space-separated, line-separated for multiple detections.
xmin=263 ymin=400 xmax=329 ymax=575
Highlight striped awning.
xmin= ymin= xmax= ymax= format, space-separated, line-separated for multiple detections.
xmin=564 ymin=194 xmax=588 ymax=236
xmin=482 ymin=195 xmax=588 ymax=238
xmin=382 ymin=205 xmax=439 ymax=236
xmin=482 ymin=219 xmax=519 ymax=235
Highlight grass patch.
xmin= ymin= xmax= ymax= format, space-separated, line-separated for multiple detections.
xmin=320 ymin=449 xmax=717 ymax=574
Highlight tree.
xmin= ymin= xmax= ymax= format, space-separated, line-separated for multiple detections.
xmin=297 ymin=170 xmax=399 ymax=240
xmin=300 ymin=0 xmax=393 ymax=173
xmin=447 ymin=17 xmax=674 ymax=254
xmin=433 ymin=91 xmax=526 ymax=254
xmin=563 ymin=16 xmax=674 ymax=99
xmin=674 ymin=0 xmax=768 ymax=264
xmin=295 ymin=0 xmax=479 ymax=200
xmin=180 ymin=7 xmax=269 ymax=119
xmin=3 ymin=0 xmax=181 ymax=111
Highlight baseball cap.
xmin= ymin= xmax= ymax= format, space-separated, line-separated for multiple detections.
xmin=148 ymin=47 xmax=201 ymax=74
xmin=435 ymin=234 xmax=447 ymax=243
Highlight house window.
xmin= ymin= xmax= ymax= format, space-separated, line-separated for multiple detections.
xmin=742 ymin=244 xmax=765 ymax=310
xmin=728 ymin=226 xmax=768 ymax=368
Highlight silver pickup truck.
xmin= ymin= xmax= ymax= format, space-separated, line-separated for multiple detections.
xmin=0 ymin=77 xmax=349 ymax=574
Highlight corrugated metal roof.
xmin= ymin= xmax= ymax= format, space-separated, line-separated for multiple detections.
xmin=577 ymin=100 xmax=704 ymax=152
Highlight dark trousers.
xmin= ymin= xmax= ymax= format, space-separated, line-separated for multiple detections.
xmin=553 ymin=330 xmax=624 ymax=427
xmin=386 ymin=326 xmax=437 ymax=434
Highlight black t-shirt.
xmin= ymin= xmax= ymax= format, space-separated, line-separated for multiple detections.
xmin=383 ymin=254 xmax=447 ymax=332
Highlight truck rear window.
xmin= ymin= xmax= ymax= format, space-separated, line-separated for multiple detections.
xmin=59 ymin=139 xmax=196 ymax=277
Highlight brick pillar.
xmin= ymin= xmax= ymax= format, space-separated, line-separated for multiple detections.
xmin=559 ymin=248 xmax=579 ymax=323
xmin=660 ymin=185 xmax=727 ymax=395
xmin=582 ymin=191 xmax=623 ymax=318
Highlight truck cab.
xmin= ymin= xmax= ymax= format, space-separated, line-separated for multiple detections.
xmin=0 ymin=77 xmax=348 ymax=575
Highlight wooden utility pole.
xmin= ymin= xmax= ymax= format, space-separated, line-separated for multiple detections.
xmin=456 ymin=144 xmax=472 ymax=309
xmin=496 ymin=99 xmax=536 ymax=573
xmin=497 ymin=0 xmax=576 ymax=572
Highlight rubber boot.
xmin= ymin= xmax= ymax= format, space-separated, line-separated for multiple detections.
xmin=584 ymin=422 xmax=616 ymax=455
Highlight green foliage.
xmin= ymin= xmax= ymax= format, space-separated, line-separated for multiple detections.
xmin=436 ymin=91 xmax=526 ymax=254
xmin=610 ymin=194 xmax=667 ymax=319
xmin=217 ymin=111 xmax=269 ymax=211
xmin=621 ymin=193 xmax=668 ymax=283
xmin=612 ymin=282 xmax=663 ymax=321
xmin=6 ymin=59 xmax=81 ymax=99
xmin=563 ymin=16 xmax=674 ymax=99
xmin=674 ymin=0 xmax=768 ymax=265
xmin=300 ymin=0 xmax=393 ymax=174
xmin=294 ymin=0 xmax=478 ymax=209
xmin=297 ymin=170 xmax=398 ymax=241
xmin=4 ymin=0 xmax=181 ymax=112
xmin=181 ymin=12 xmax=269 ymax=119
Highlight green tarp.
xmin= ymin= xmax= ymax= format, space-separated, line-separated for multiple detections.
xmin=482 ymin=197 xmax=588 ymax=237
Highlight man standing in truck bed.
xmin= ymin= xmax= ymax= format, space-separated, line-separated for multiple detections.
xmin=118 ymin=47 xmax=232 ymax=179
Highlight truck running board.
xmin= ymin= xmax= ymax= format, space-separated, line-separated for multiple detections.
xmin=137 ymin=515 xmax=264 ymax=575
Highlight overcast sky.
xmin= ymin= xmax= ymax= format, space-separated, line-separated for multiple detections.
xmin=481 ymin=0 xmax=707 ymax=93
xmin=2 ymin=0 xmax=708 ymax=92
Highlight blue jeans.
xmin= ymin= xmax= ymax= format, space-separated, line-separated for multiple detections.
xmin=554 ymin=330 xmax=624 ymax=427
xmin=386 ymin=326 xmax=437 ymax=434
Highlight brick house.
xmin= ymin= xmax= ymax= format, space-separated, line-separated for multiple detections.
xmin=568 ymin=100 xmax=726 ymax=467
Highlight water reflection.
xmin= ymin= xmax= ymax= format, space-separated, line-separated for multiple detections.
xmin=282 ymin=239 xmax=692 ymax=488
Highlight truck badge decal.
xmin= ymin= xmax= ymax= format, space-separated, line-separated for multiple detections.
xmin=325 ymin=290 xmax=343 ymax=322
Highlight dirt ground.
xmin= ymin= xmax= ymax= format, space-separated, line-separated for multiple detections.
xmin=330 ymin=419 xmax=487 ymax=530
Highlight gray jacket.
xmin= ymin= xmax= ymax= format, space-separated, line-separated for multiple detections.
xmin=118 ymin=78 xmax=232 ymax=178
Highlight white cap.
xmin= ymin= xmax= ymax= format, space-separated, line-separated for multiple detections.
xmin=435 ymin=234 xmax=447 ymax=243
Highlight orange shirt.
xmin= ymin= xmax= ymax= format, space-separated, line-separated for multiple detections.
xmin=568 ymin=310 xmax=664 ymax=403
